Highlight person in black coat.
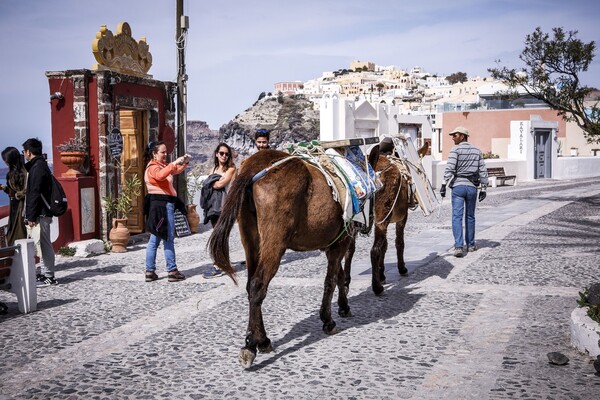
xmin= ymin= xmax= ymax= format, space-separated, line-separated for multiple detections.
xmin=1 ymin=147 xmax=27 ymax=246
xmin=22 ymin=138 xmax=57 ymax=286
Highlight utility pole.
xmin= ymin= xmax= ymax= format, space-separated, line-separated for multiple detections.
xmin=176 ymin=0 xmax=188 ymax=160
xmin=176 ymin=0 xmax=188 ymax=201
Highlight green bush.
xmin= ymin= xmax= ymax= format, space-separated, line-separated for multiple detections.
xmin=577 ymin=288 xmax=600 ymax=324
xmin=58 ymin=246 xmax=76 ymax=256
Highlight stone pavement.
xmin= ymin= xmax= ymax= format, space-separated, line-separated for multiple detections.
xmin=1 ymin=177 xmax=600 ymax=399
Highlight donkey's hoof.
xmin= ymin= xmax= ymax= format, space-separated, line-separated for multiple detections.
xmin=258 ymin=339 xmax=273 ymax=353
xmin=323 ymin=321 xmax=337 ymax=335
xmin=338 ymin=307 xmax=352 ymax=318
xmin=239 ymin=347 xmax=256 ymax=369
xmin=399 ymin=265 xmax=408 ymax=276
xmin=373 ymin=284 xmax=385 ymax=296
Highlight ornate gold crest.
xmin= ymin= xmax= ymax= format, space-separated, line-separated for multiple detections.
xmin=92 ymin=22 xmax=152 ymax=77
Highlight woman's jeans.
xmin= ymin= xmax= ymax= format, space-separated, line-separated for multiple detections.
xmin=451 ymin=185 xmax=477 ymax=248
xmin=146 ymin=202 xmax=177 ymax=272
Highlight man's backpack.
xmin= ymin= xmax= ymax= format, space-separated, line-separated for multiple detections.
xmin=41 ymin=175 xmax=68 ymax=217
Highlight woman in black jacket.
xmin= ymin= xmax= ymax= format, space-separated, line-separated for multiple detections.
xmin=1 ymin=147 xmax=27 ymax=246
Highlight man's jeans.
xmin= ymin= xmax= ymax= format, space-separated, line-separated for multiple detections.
xmin=451 ymin=185 xmax=477 ymax=248
xmin=145 ymin=202 xmax=177 ymax=273
xmin=26 ymin=216 xmax=55 ymax=277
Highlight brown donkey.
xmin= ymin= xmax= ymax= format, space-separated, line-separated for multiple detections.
xmin=344 ymin=141 xmax=430 ymax=295
xmin=209 ymin=147 xmax=379 ymax=369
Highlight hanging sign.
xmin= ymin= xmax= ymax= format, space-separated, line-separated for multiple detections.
xmin=108 ymin=128 xmax=123 ymax=158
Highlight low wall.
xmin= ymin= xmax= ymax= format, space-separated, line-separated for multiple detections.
xmin=429 ymin=159 xmax=526 ymax=189
xmin=428 ymin=156 xmax=600 ymax=189
xmin=554 ymin=156 xmax=600 ymax=180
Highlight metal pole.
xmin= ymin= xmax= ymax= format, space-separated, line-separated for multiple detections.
xmin=176 ymin=0 xmax=187 ymax=159
xmin=176 ymin=0 xmax=188 ymax=201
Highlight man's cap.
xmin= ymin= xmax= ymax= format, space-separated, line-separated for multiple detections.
xmin=449 ymin=126 xmax=469 ymax=136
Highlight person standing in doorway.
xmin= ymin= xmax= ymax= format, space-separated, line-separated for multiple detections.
xmin=22 ymin=138 xmax=57 ymax=286
xmin=143 ymin=141 xmax=190 ymax=282
xmin=1 ymin=147 xmax=27 ymax=246
xmin=439 ymin=127 xmax=488 ymax=258
xmin=254 ymin=129 xmax=270 ymax=151
xmin=202 ymin=142 xmax=237 ymax=279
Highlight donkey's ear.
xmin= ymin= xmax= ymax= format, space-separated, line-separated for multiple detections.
xmin=368 ymin=145 xmax=380 ymax=168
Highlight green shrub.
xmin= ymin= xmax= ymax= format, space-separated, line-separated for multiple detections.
xmin=577 ymin=288 xmax=600 ymax=324
xmin=58 ymin=246 xmax=76 ymax=256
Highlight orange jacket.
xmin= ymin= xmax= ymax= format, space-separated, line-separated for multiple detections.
xmin=144 ymin=160 xmax=186 ymax=196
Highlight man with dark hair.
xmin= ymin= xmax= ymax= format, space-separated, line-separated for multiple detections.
xmin=254 ymin=129 xmax=270 ymax=150
xmin=22 ymin=138 xmax=58 ymax=286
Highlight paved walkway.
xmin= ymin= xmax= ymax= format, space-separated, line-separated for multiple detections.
xmin=1 ymin=177 xmax=600 ymax=399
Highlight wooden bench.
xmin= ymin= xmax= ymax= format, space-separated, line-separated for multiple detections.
xmin=487 ymin=167 xmax=517 ymax=187
xmin=0 ymin=239 xmax=37 ymax=314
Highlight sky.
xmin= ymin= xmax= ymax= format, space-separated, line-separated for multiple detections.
xmin=0 ymin=0 xmax=599 ymax=154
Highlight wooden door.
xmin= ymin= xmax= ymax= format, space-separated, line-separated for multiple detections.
xmin=119 ymin=109 xmax=146 ymax=233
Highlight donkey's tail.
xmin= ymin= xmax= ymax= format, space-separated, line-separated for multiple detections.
xmin=208 ymin=170 xmax=254 ymax=285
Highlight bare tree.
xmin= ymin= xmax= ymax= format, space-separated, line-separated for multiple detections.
xmin=489 ymin=27 xmax=600 ymax=143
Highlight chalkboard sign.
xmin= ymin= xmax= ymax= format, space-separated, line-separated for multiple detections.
xmin=108 ymin=128 xmax=123 ymax=158
xmin=174 ymin=209 xmax=191 ymax=237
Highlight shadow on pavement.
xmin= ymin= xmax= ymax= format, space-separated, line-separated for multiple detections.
xmin=0 ymin=298 xmax=78 ymax=321
xmin=60 ymin=264 xmax=128 ymax=282
xmin=249 ymin=253 xmax=458 ymax=371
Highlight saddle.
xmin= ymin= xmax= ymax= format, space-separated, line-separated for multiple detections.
xmin=286 ymin=140 xmax=382 ymax=225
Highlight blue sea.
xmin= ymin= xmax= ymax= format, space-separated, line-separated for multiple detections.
xmin=0 ymin=178 xmax=7 ymax=207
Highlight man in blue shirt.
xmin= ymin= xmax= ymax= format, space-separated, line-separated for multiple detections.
xmin=440 ymin=127 xmax=488 ymax=257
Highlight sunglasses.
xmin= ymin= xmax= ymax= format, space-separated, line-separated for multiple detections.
xmin=218 ymin=151 xmax=230 ymax=157
xmin=256 ymin=129 xmax=268 ymax=133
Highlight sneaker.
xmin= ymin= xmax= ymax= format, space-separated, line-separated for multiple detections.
xmin=467 ymin=245 xmax=478 ymax=252
xmin=167 ymin=269 xmax=186 ymax=282
xmin=36 ymin=274 xmax=58 ymax=287
xmin=453 ymin=247 xmax=464 ymax=258
xmin=202 ymin=266 xmax=225 ymax=279
xmin=145 ymin=271 xmax=159 ymax=282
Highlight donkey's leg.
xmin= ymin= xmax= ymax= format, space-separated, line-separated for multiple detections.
xmin=322 ymin=244 xmax=348 ymax=333
xmin=395 ymin=212 xmax=409 ymax=276
xmin=338 ymin=236 xmax=354 ymax=318
xmin=342 ymin=231 xmax=357 ymax=294
xmin=370 ymin=223 xmax=388 ymax=295
xmin=239 ymin=245 xmax=285 ymax=369
xmin=238 ymin=217 xmax=271 ymax=354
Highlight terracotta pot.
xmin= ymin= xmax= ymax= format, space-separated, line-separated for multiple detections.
xmin=60 ymin=151 xmax=86 ymax=177
xmin=109 ymin=218 xmax=130 ymax=253
xmin=186 ymin=204 xmax=200 ymax=233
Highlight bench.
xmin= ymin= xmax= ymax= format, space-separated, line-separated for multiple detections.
xmin=487 ymin=167 xmax=517 ymax=187
xmin=0 ymin=239 xmax=37 ymax=314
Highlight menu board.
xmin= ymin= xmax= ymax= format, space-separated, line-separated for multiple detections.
xmin=174 ymin=210 xmax=191 ymax=237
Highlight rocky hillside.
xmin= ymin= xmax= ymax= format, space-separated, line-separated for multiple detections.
xmin=186 ymin=94 xmax=320 ymax=173
xmin=220 ymin=94 xmax=320 ymax=155
xmin=186 ymin=121 xmax=220 ymax=174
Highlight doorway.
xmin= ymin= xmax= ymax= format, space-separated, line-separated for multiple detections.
xmin=119 ymin=109 xmax=147 ymax=233
xmin=534 ymin=129 xmax=552 ymax=179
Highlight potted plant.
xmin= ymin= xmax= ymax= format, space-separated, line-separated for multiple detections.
xmin=102 ymin=174 xmax=142 ymax=252
xmin=185 ymin=166 xmax=203 ymax=233
xmin=57 ymin=137 xmax=88 ymax=177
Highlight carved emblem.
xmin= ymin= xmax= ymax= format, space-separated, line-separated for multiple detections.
xmin=92 ymin=22 xmax=152 ymax=77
